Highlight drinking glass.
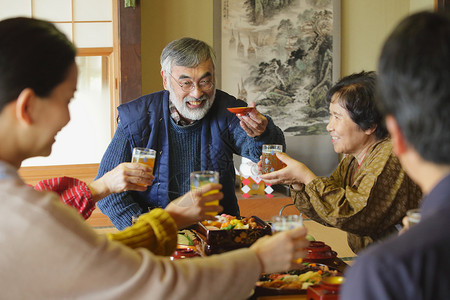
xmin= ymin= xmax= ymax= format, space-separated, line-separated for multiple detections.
xmin=261 ymin=144 xmax=284 ymax=174
xmin=132 ymin=147 xmax=156 ymax=172
xmin=271 ymin=214 xmax=304 ymax=234
xmin=406 ymin=208 xmax=421 ymax=227
xmin=271 ymin=214 xmax=304 ymax=264
xmin=190 ymin=171 xmax=220 ymax=216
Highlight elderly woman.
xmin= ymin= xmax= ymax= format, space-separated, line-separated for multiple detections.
xmin=261 ymin=71 xmax=422 ymax=253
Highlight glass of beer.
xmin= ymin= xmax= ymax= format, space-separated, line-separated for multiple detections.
xmin=132 ymin=147 xmax=156 ymax=186
xmin=190 ymin=171 xmax=220 ymax=216
xmin=132 ymin=147 xmax=156 ymax=171
xmin=261 ymin=144 xmax=284 ymax=174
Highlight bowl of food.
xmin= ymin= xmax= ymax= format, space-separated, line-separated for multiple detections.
xmin=227 ymin=107 xmax=254 ymax=116
xmin=195 ymin=214 xmax=271 ymax=255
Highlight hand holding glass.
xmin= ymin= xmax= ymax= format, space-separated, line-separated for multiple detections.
xmin=190 ymin=171 xmax=220 ymax=216
xmin=271 ymin=214 xmax=304 ymax=263
xmin=132 ymin=147 xmax=156 ymax=186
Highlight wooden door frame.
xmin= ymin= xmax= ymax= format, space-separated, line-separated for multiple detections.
xmin=435 ymin=0 xmax=450 ymax=12
xmin=115 ymin=0 xmax=142 ymax=106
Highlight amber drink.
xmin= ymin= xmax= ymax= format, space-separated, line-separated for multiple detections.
xmin=132 ymin=147 xmax=156 ymax=170
xmin=190 ymin=171 xmax=219 ymax=216
xmin=261 ymin=144 xmax=284 ymax=174
xmin=132 ymin=147 xmax=156 ymax=186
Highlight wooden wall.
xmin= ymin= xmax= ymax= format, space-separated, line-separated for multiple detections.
xmin=18 ymin=164 xmax=99 ymax=186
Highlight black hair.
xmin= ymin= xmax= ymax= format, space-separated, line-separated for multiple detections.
xmin=326 ymin=71 xmax=388 ymax=140
xmin=0 ymin=17 xmax=76 ymax=112
xmin=378 ymin=12 xmax=450 ymax=164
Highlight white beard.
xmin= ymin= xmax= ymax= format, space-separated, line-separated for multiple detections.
xmin=168 ymin=85 xmax=216 ymax=121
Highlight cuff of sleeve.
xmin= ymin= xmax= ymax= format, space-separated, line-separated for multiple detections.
xmin=289 ymin=183 xmax=305 ymax=193
xmin=107 ymin=208 xmax=177 ymax=256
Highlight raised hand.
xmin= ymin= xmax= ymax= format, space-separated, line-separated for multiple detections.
xmin=260 ymin=152 xmax=316 ymax=189
xmin=165 ymin=183 xmax=224 ymax=229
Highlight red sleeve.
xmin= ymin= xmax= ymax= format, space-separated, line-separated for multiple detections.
xmin=34 ymin=177 xmax=95 ymax=220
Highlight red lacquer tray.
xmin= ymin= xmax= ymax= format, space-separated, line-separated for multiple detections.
xmin=227 ymin=107 xmax=254 ymax=116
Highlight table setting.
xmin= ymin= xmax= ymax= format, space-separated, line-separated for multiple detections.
xmin=172 ymin=212 xmax=349 ymax=300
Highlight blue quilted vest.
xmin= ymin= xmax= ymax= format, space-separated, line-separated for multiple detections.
xmin=117 ymin=89 xmax=248 ymax=216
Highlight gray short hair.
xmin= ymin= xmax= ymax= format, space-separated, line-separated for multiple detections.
xmin=160 ymin=37 xmax=216 ymax=74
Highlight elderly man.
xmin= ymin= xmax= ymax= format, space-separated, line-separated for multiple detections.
xmin=341 ymin=12 xmax=450 ymax=299
xmin=97 ymin=37 xmax=285 ymax=229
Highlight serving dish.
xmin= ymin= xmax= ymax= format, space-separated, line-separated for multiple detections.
xmin=303 ymin=241 xmax=337 ymax=264
xmin=170 ymin=247 xmax=201 ymax=260
xmin=227 ymin=107 xmax=254 ymax=116
xmin=194 ymin=215 xmax=271 ymax=255
xmin=306 ymin=276 xmax=345 ymax=299
xmin=254 ymin=262 xmax=340 ymax=296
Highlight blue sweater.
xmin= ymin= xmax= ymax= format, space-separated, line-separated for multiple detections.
xmin=96 ymin=89 xmax=286 ymax=230
xmin=167 ymin=117 xmax=202 ymax=199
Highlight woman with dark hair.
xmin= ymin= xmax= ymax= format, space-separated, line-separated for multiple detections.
xmin=0 ymin=17 xmax=308 ymax=299
xmin=261 ymin=71 xmax=422 ymax=253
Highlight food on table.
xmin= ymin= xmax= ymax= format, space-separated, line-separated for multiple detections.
xmin=177 ymin=233 xmax=193 ymax=246
xmin=201 ymin=214 xmax=263 ymax=230
xmin=177 ymin=230 xmax=198 ymax=246
xmin=306 ymin=234 xmax=316 ymax=241
xmin=196 ymin=215 xmax=271 ymax=255
xmin=257 ymin=263 xmax=339 ymax=290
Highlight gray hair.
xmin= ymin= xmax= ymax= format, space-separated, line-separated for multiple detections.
xmin=160 ymin=37 xmax=216 ymax=74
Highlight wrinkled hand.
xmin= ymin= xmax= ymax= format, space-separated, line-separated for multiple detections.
xmin=165 ymin=183 xmax=224 ymax=229
xmin=250 ymin=226 xmax=309 ymax=274
xmin=259 ymin=153 xmax=316 ymax=189
xmin=89 ymin=163 xmax=154 ymax=202
xmin=237 ymin=102 xmax=268 ymax=137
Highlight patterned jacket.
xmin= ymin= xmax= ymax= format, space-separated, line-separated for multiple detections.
xmin=291 ymin=138 xmax=422 ymax=253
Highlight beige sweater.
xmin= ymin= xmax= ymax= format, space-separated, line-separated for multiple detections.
xmin=0 ymin=162 xmax=260 ymax=299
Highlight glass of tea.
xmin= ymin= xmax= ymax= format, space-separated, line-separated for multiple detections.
xmin=271 ymin=215 xmax=304 ymax=234
xmin=132 ymin=147 xmax=156 ymax=186
xmin=261 ymin=144 xmax=284 ymax=174
xmin=132 ymin=147 xmax=156 ymax=172
xmin=190 ymin=171 xmax=220 ymax=216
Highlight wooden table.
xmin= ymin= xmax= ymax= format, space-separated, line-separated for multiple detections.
xmin=89 ymin=189 xmax=355 ymax=300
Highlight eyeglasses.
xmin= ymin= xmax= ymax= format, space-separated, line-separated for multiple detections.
xmin=168 ymin=72 xmax=214 ymax=93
